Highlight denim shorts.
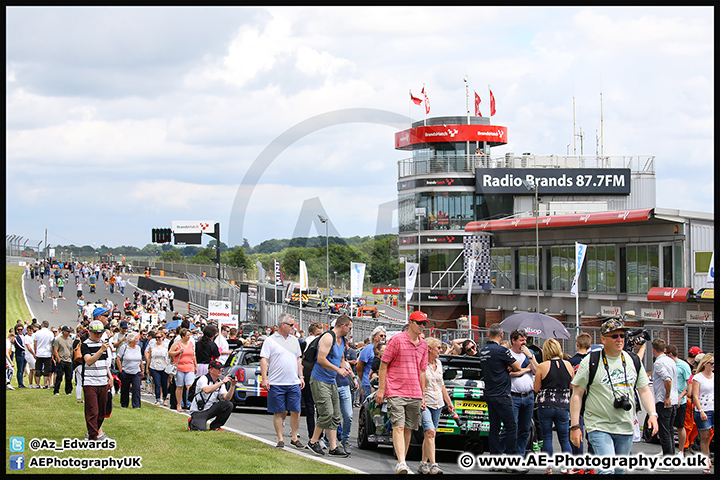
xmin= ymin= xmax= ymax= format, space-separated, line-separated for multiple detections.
xmin=175 ymin=370 xmax=195 ymax=387
xmin=694 ymin=409 xmax=714 ymax=431
xmin=267 ymin=384 xmax=302 ymax=414
xmin=421 ymin=406 xmax=442 ymax=431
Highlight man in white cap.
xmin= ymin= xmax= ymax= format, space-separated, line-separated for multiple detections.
xmin=81 ymin=320 xmax=114 ymax=441
xmin=356 ymin=325 xmax=386 ymax=402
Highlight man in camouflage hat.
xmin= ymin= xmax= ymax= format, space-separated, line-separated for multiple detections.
xmin=569 ymin=317 xmax=659 ymax=474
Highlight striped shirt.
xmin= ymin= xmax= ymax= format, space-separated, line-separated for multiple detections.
xmin=81 ymin=339 xmax=111 ymax=386
xmin=381 ymin=331 xmax=428 ymax=399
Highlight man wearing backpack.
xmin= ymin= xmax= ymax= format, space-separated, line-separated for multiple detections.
xmin=305 ymin=315 xmax=353 ymax=458
xmin=188 ymin=360 xmax=236 ymax=431
xmin=570 ymin=318 xmax=659 ymax=474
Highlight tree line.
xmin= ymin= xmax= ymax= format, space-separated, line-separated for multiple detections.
xmin=47 ymin=235 xmax=399 ymax=286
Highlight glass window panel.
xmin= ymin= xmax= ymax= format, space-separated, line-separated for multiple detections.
xmin=560 ymin=247 xmax=570 ymax=291
xmin=606 ymin=246 xmax=616 ymax=293
xmin=551 ymin=247 xmax=561 ymax=290
xmin=587 ymin=246 xmax=597 ymax=293
xmin=648 ymin=244 xmax=659 ymax=289
xmin=637 ymin=245 xmax=648 ymax=293
xmin=596 ymin=246 xmax=606 ymax=293
xmin=627 ymin=246 xmax=637 ymax=294
xmin=674 ymin=242 xmax=684 ymax=288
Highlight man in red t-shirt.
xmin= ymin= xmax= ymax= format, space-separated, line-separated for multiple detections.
xmin=375 ymin=311 xmax=429 ymax=475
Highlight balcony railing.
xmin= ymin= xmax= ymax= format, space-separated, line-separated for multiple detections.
xmin=398 ymin=154 xmax=655 ymax=178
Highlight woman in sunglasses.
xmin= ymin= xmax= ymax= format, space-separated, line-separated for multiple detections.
xmin=691 ymin=353 xmax=714 ymax=474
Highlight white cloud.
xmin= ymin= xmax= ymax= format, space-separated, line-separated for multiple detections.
xmin=5 ymin=6 xmax=713 ymax=249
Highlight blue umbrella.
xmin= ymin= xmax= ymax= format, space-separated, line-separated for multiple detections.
xmin=499 ymin=312 xmax=571 ymax=340
xmin=162 ymin=319 xmax=197 ymax=331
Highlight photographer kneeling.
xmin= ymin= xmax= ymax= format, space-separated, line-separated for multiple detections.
xmin=188 ymin=360 xmax=236 ymax=431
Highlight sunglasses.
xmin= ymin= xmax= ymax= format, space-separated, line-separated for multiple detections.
xmin=604 ymin=334 xmax=624 ymax=339
xmin=414 ymin=321 xmax=428 ymax=327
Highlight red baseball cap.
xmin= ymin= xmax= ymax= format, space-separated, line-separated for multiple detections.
xmin=409 ymin=311 xmax=428 ymax=323
xmin=689 ymin=346 xmax=703 ymax=357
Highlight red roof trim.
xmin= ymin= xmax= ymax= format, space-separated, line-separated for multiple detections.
xmin=647 ymin=287 xmax=693 ymax=303
xmin=465 ymin=208 xmax=654 ymax=232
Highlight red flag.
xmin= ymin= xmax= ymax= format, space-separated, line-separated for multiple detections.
xmin=410 ymin=90 xmax=422 ymax=105
xmin=422 ymin=86 xmax=430 ymax=115
xmin=475 ymin=91 xmax=482 ymax=116
xmin=490 ymin=89 xmax=496 ymax=116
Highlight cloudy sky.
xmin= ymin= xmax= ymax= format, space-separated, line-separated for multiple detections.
xmin=6 ymin=6 xmax=714 ymax=251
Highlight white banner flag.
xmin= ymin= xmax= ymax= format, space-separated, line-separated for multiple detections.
xmin=405 ymin=262 xmax=419 ymax=301
xmin=467 ymin=258 xmax=477 ymax=297
xmin=299 ymin=260 xmax=309 ymax=291
xmin=571 ymin=242 xmax=587 ymax=296
xmin=350 ymin=262 xmax=366 ymax=299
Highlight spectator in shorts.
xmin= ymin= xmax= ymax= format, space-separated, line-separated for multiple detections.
xmin=260 ymin=313 xmax=305 ymax=449
xmin=169 ymin=328 xmax=197 ymax=412
xmin=33 ymin=320 xmax=55 ymax=389
xmin=375 ymin=311 xmax=429 ymax=475
xmin=306 ymin=316 xmax=353 ymax=458
xmin=418 ymin=337 xmax=454 ymax=474
xmin=691 ymin=353 xmax=714 ymax=474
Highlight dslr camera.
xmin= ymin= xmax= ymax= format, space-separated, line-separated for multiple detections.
xmin=613 ymin=393 xmax=633 ymax=411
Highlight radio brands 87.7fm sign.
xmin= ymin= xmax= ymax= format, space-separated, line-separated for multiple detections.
xmin=476 ymin=168 xmax=631 ymax=195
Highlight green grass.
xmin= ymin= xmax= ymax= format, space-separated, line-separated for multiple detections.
xmin=5 ymin=266 xmax=351 ymax=475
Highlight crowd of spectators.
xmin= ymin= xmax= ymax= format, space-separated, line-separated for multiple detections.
xmin=6 ymin=270 xmax=714 ymax=474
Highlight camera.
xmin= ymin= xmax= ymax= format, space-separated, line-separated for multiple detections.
xmin=613 ymin=394 xmax=633 ymax=411
xmin=624 ymin=328 xmax=650 ymax=351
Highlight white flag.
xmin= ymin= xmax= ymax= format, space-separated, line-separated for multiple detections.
xmin=299 ymin=260 xmax=309 ymax=291
xmin=405 ymin=262 xmax=419 ymax=301
xmin=571 ymin=243 xmax=587 ymax=296
xmin=350 ymin=262 xmax=366 ymax=299
xmin=467 ymin=258 xmax=477 ymax=297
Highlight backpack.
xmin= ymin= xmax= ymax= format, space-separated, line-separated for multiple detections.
xmin=188 ymin=373 xmax=214 ymax=411
xmin=301 ymin=330 xmax=342 ymax=379
xmin=580 ymin=349 xmax=642 ymax=416
xmin=73 ymin=337 xmax=84 ymax=364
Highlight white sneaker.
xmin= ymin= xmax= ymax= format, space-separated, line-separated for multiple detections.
xmin=395 ymin=462 xmax=412 ymax=474
xmin=417 ymin=462 xmax=430 ymax=474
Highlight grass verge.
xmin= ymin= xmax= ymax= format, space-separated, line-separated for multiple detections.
xmin=5 ymin=265 xmax=350 ymax=474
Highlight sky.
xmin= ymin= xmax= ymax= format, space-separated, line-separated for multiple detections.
xmin=6 ymin=6 xmax=714 ymax=251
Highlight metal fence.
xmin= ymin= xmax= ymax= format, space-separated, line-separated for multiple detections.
xmin=134 ymin=260 xmax=245 ymax=283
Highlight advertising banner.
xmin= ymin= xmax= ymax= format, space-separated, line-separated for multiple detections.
xmin=350 ymin=262 xmax=366 ymax=299
xmin=405 ymin=262 xmax=419 ymax=301
xmin=208 ymin=300 xmax=235 ymax=329
xmin=571 ymin=243 xmax=587 ymax=296
xmin=476 ymin=168 xmax=631 ymax=195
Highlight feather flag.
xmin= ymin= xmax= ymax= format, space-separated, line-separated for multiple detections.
xmin=489 ymin=88 xmax=496 ymax=116
xmin=475 ymin=91 xmax=482 ymax=116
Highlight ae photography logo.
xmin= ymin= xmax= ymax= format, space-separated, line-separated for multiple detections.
xmin=457 ymin=452 xmax=710 ymax=472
